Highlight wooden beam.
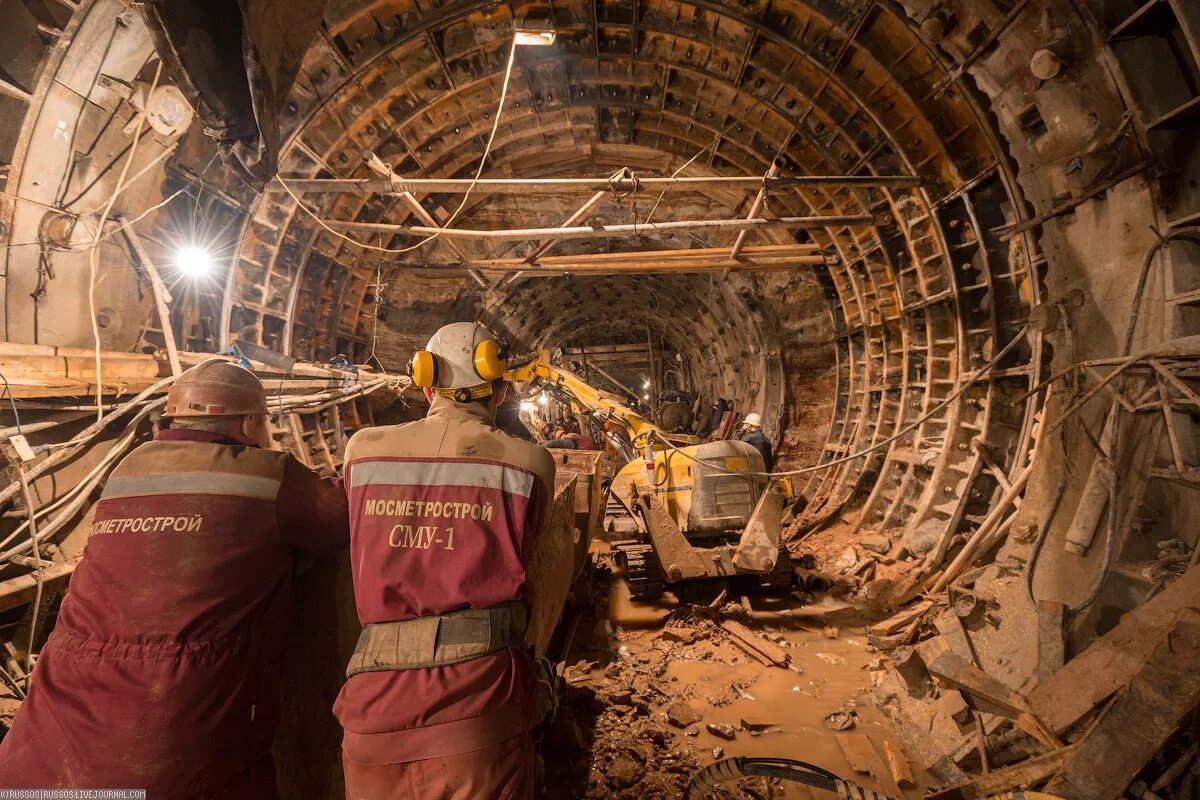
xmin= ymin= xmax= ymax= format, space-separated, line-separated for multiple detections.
xmin=271 ymin=174 xmax=927 ymax=195
xmin=918 ymin=638 xmax=1061 ymax=749
xmin=1046 ymin=608 xmax=1200 ymax=800
xmin=0 ymin=346 xmax=367 ymax=399
xmin=836 ymin=733 xmax=903 ymax=796
xmin=726 ymin=161 xmax=781 ymax=275
xmin=924 ymin=744 xmax=1080 ymax=800
xmin=320 ymin=214 xmax=877 ymax=243
xmin=1026 ymin=562 xmax=1200 ymax=733
xmin=0 ymin=78 xmax=31 ymax=103
xmin=0 ymin=563 xmax=75 ymax=613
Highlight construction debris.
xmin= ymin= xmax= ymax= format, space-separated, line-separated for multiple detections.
xmin=1045 ymin=608 xmax=1200 ymax=799
xmin=718 ymin=620 xmax=791 ymax=668
xmin=836 ymin=732 xmax=903 ymax=796
xmin=667 ymin=702 xmax=703 ymax=729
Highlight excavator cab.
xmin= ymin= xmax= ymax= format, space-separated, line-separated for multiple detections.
xmin=610 ymin=439 xmax=766 ymax=536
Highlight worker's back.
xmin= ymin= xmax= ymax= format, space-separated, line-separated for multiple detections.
xmin=0 ymin=429 xmax=348 ymax=797
xmin=64 ymin=438 xmax=294 ymax=643
xmin=334 ymin=396 xmax=555 ymax=769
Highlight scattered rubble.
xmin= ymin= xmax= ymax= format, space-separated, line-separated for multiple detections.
xmin=543 ymin=568 xmax=918 ymax=798
xmin=706 ymin=722 xmax=737 ymax=741
xmin=824 ymin=709 xmax=856 ymax=731
xmin=667 ymin=702 xmax=703 ymax=728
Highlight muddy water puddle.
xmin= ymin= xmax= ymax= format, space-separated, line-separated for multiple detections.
xmin=662 ymin=629 xmax=929 ymax=797
xmin=599 ymin=588 xmax=932 ymax=798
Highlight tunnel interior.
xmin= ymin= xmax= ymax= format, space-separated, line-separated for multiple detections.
xmin=1 ymin=0 xmax=1199 ymax=796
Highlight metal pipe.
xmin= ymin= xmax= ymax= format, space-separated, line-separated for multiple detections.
xmin=730 ymin=161 xmax=782 ymax=260
xmin=393 ymin=191 xmax=489 ymax=288
xmin=320 ymin=214 xmax=876 ymax=244
xmin=271 ymin=174 xmax=926 ymax=195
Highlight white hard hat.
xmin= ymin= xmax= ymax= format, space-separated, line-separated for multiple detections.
xmin=408 ymin=322 xmax=506 ymax=402
xmin=743 ymin=412 xmax=762 ymax=427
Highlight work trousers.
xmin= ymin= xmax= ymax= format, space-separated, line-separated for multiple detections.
xmin=342 ymin=730 xmax=534 ymax=800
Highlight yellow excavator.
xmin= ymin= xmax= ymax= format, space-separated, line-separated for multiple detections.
xmin=506 ymin=354 xmax=793 ymax=601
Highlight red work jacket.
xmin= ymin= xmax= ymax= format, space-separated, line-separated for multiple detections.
xmin=0 ymin=429 xmax=349 ymax=798
xmin=334 ymin=398 xmax=555 ymax=766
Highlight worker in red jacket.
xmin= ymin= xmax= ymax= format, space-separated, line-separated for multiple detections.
xmin=335 ymin=322 xmax=556 ymax=800
xmin=0 ymin=361 xmax=349 ymax=798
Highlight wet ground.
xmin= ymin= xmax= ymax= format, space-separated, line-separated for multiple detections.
xmin=542 ymin=569 xmax=933 ymax=799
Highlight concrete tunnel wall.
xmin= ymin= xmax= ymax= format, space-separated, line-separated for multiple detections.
xmin=1 ymin=0 xmax=1199 ymax=783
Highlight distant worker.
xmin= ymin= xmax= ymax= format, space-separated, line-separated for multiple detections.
xmin=0 ymin=361 xmax=350 ymax=797
xmin=335 ymin=322 xmax=557 ymax=800
xmin=734 ymin=412 xmax=774 ymax=471
xmin=538 ymin=421 xmax=599 ymax=451
xmin=556 ymin=427 xmax=599 ymax=450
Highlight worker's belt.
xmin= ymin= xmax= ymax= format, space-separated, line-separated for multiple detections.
xmin=346 ymin=602 xmax=527 ymax=678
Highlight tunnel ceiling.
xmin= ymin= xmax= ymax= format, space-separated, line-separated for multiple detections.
xmin=221 ymin=0 xmax=1047 ymax=539
xmin=3 ymin=0 xmax=1197 ymax=562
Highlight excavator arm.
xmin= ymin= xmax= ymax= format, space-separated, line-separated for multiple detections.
xmin=506 ymin=353 xmax=662 ymax=443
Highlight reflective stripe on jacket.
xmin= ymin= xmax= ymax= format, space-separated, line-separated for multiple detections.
xmin=0 ymin=430 xmax=349 ymax=796
xmin=334 ymin=397 xmax=555 ymax=765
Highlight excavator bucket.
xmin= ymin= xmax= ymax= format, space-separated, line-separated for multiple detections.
xmin=732 ymin=480 xmax=788 ymax=573
xmin=637 ymin=491 xmax=713 ymax=582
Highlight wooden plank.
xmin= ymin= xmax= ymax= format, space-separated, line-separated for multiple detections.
xmin=720 ymin=620 xmax=790 ymax=667
xmin=1046 ymin=608 xmax=1200 ymax=800
xmin=836 ymin=733 xmax=903 ymax=795
xmin=1026 ymin=563 xmax=1200 ymax=733
xmin=918 ymin=638 xmax=1060 ymax=748
xmin=1035 ymin=600 xmax=1067 ymax=681
xmin=934 ymin=610 xmax=977 ymax=663
xmin=883 ymin=738 xmax=916 ymax=788
xmin=0 ymin=563 xmax=75 ymax=612
xmin=869 ymin=599 xmax=935 ymax=636
xmin=923 ymin=744 xmax=1079 ymax=800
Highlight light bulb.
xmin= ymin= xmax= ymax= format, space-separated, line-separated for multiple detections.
xmin=175 ymin=245 xmax=213 ymax=277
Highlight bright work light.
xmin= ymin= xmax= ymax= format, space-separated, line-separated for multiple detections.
xmin=514 ymin=29 xmax=556 ymax=46
xmin=174 ymin=245 xmax=213 ymax=278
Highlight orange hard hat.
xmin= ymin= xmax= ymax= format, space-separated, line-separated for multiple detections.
xmin=164 ymin=361 xmax=268 ymax=418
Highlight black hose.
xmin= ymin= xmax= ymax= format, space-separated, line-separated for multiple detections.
xmin=685 ymin=756 xmax=897 ymax=800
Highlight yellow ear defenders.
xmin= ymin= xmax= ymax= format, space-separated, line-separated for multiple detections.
xmin=473 ymin=339 xmax=505 ymax=381
xmin=407 ymin=350 xmax=439 ymax=388
xmin=407 ymin=338 xmax=507 ymax=389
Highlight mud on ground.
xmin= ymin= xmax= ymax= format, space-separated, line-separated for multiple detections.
xmin=542 ymin=570 xmax=932 ymax=799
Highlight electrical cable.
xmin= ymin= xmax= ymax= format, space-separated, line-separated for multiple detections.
xmin=685 ymin=756 xmax=891 ymax=800
xmin=277 ymin=37 xmax=520 ymax=256
xmin=0 ymin=366 xmax=43 ymax=674
xmin=0 ymin=370 xmax=386 ymax=567
xmin=88 ymin=61 xmax=164 ymax=423
xmin=16 ymin=462 xmax=43 ymax=674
